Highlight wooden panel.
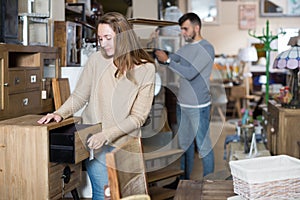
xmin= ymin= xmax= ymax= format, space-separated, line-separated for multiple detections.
xmin=26 ymin=68 xmax=41 ymax=89
xmin=147 ymin=169 xmax=184 ymax=183
xmin=8 ymin=91 xmax=41 ymax=115
xmin=0 ymin=124 xmax=49 ymax=200
xmin=106 ymin=138 xmax=149 ymax=199
xmin=149 ymin=187 xmax=176 ymax=200
xmin=0 ymin=114 xmax=81 ymax=130
xmin=49 ymin=163 xmax=81 ymax=199
xmin=0 ymin=53 xmax=5 ymax=110
xmin=8 ymin=69 xmax=26 ymax=93
xmin=52 ymin=78 xmax=71 ymax=110
xmin=9 ymin=52 xmax=41 ymax=67
xmin=74 ymin=123 xmax=102 ymax=163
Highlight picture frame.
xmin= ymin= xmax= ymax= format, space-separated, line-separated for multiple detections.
xmin=260 ymin=0 xmax=300 ymax=17
xmin=239 ymin=4 xmax=256 ymax=30
xmin=158 ymin=36 xmax=181 ymax=53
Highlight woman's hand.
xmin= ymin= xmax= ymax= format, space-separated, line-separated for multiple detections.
xmin=37 ymin=113 xmax=63 ymax=124
xmin=87 ymin=132 xmax=108 ymax=150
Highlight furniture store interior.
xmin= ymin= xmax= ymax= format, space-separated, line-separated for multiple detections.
xmin=0 ymin=0 xmax=300 ymax=199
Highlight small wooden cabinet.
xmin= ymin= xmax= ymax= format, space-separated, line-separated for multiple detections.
xmin=0 ymin=115 xmax=101 ymax=200
xmin=0 ymin=44 xmax=60 ymax=121
xmin=264 ymin=100 xmax=300 ymax=158
xmin=54 ymin=21 xmax=82 ymax=67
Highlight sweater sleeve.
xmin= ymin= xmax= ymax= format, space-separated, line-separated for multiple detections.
xmin=54 ymin=54 xmax=96 ymax=119
xmin=104 ymin=64 xmax=155 ymax=144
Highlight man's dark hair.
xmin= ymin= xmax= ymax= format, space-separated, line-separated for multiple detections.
xmin=178 ymin=12 xmax=202 ymax=28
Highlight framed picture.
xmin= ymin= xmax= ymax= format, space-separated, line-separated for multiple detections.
xmin=188 ymin=0 xmax=219 ymax=25
xmin=158 ymin=36 xmax=181 ymax=53
xmin=239 ymin=4 xmax=256 ymax=30
xmin=260 ymin=0 xmax=300 ymax=17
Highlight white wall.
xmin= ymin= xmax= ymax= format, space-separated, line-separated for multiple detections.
xmin=205 ymin=1 xmax=299 ymax=55
xmin=133 ymin=0 xmax=299 ymax=56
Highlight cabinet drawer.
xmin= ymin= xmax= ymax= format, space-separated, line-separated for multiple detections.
xmin=8 ymin=70 xmax=26 ymax=93
xmin=49 ymin=163 xmax=81 ymax=200
xmin=26 ymin=69 xmax=40 ymax=89
xmin=8 ymin=68 xmax=40 ymax=94
xmin=50 ymin=123 xmax=102 ymax=164
xmin=8 ymin=91 xmax=40 ymax=115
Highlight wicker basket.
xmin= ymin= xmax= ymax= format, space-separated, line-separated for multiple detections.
xmin=229 ymin=155 xmax=300 ymax=200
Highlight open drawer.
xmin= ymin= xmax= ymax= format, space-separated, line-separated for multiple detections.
xmin=49 ymin=123 xmax=102 ymax=164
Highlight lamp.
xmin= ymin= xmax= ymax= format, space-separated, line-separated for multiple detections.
xmin=238 ymin=46 xmax=258 ymax=63
xmin=273 ymin=46 xmax=300 ymax=108
xmin=238 ymin=46 xmax=258 ymax=97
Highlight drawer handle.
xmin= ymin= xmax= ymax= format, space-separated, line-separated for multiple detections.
xmin=23 ymin=98 xmax=29 ymax=106
xmin=61 ymin=166 xmax=74 ymax=184
xmin=15 ymin=77 xmax=20 ymax=85
xmin=270 ymin=127 xmax=275 ymax=133
xmin=3 ymin=83 xmax=9 ymax=87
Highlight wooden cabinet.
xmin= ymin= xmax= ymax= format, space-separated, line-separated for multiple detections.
xmin=265 ymin=100 xmax=300 ymax=158
xmin=0 ymin=0 xmax=19 ymax=43
xmin=0 ymin=115 xmax=100 ymax=200
xmin=0 ymin=44 xmax=60 ymax=121
xmin=54 ymin=21 xmax=82 ymax=66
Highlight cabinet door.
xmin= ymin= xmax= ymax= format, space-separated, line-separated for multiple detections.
xmin=42 ymin=52 xmax=60 ymax=78
xmin=278 ymin=112 xmax=300 ymax=158
xmin=0 ymin=52 xmax=4 ymax=111
xmin=0 ymin=51 xmax=8 ymax=115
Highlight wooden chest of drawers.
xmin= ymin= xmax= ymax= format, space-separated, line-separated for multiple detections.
xmin=264 ymin=100 xmax=300 ymax=158
xmin=0 ymin=44 xmax=61 ymax=121
xmin=0 ymin=115 xmax=101 ymax=200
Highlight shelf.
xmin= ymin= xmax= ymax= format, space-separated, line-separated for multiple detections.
xmin=65 ymin=3 xmax=93 ymax=17
xmin=147 ymin=169 xmax=184 ymax=183
xmin=128 ymin=18 xmax=178 ymax=26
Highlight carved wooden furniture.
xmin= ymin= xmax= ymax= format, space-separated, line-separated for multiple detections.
xmin=265 ymin=100 xmax=300 ymax=158
xmin=0 ymin=44 xmax=60 ymax=121
xmin=0 ymin=114 xmax=101 ymax=200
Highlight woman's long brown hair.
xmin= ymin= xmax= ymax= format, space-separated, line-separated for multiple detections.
xmin=98 ymin=12 xmax=154 ymax=76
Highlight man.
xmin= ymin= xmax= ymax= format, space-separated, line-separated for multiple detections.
xmin=155 ymin=12 xmax=215 ymax=181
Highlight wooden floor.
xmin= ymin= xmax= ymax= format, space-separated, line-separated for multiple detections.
xmin=63 ymin=122 xmax=235 ymax=199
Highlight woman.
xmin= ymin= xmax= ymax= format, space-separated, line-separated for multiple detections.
xmin=38 ymin=12 xmax=155 ymax=200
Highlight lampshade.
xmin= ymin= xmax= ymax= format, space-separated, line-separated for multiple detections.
xmin=273 ymin=46 xmax=300 ymax=108
xmin=238 ymin=46 xmax=258 ymax=62
xmin=273 ymin=46 xmax=300 ymax=69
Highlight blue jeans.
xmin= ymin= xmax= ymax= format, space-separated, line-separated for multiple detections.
xmin=176 ymin=104 xmax=214 ymax=179
xmin=85 ymin=145 xmax=114 ymax=200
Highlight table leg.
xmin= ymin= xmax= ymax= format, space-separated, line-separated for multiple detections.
xmin=71 ymin=188 xmax=80 ymax=200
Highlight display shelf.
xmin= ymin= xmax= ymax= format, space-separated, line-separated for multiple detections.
xmin=128 ymin=18 xmax=178 ymax=26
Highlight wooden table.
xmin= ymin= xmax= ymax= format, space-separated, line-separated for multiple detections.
xmin=174 ymin=180 xmax=235 ymax=200
xmin=228 ymin=142 xmax=271 ymax=161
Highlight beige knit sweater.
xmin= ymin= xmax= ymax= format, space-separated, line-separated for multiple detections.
xmin=55 ymin=51 xmax=155 ymax=147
